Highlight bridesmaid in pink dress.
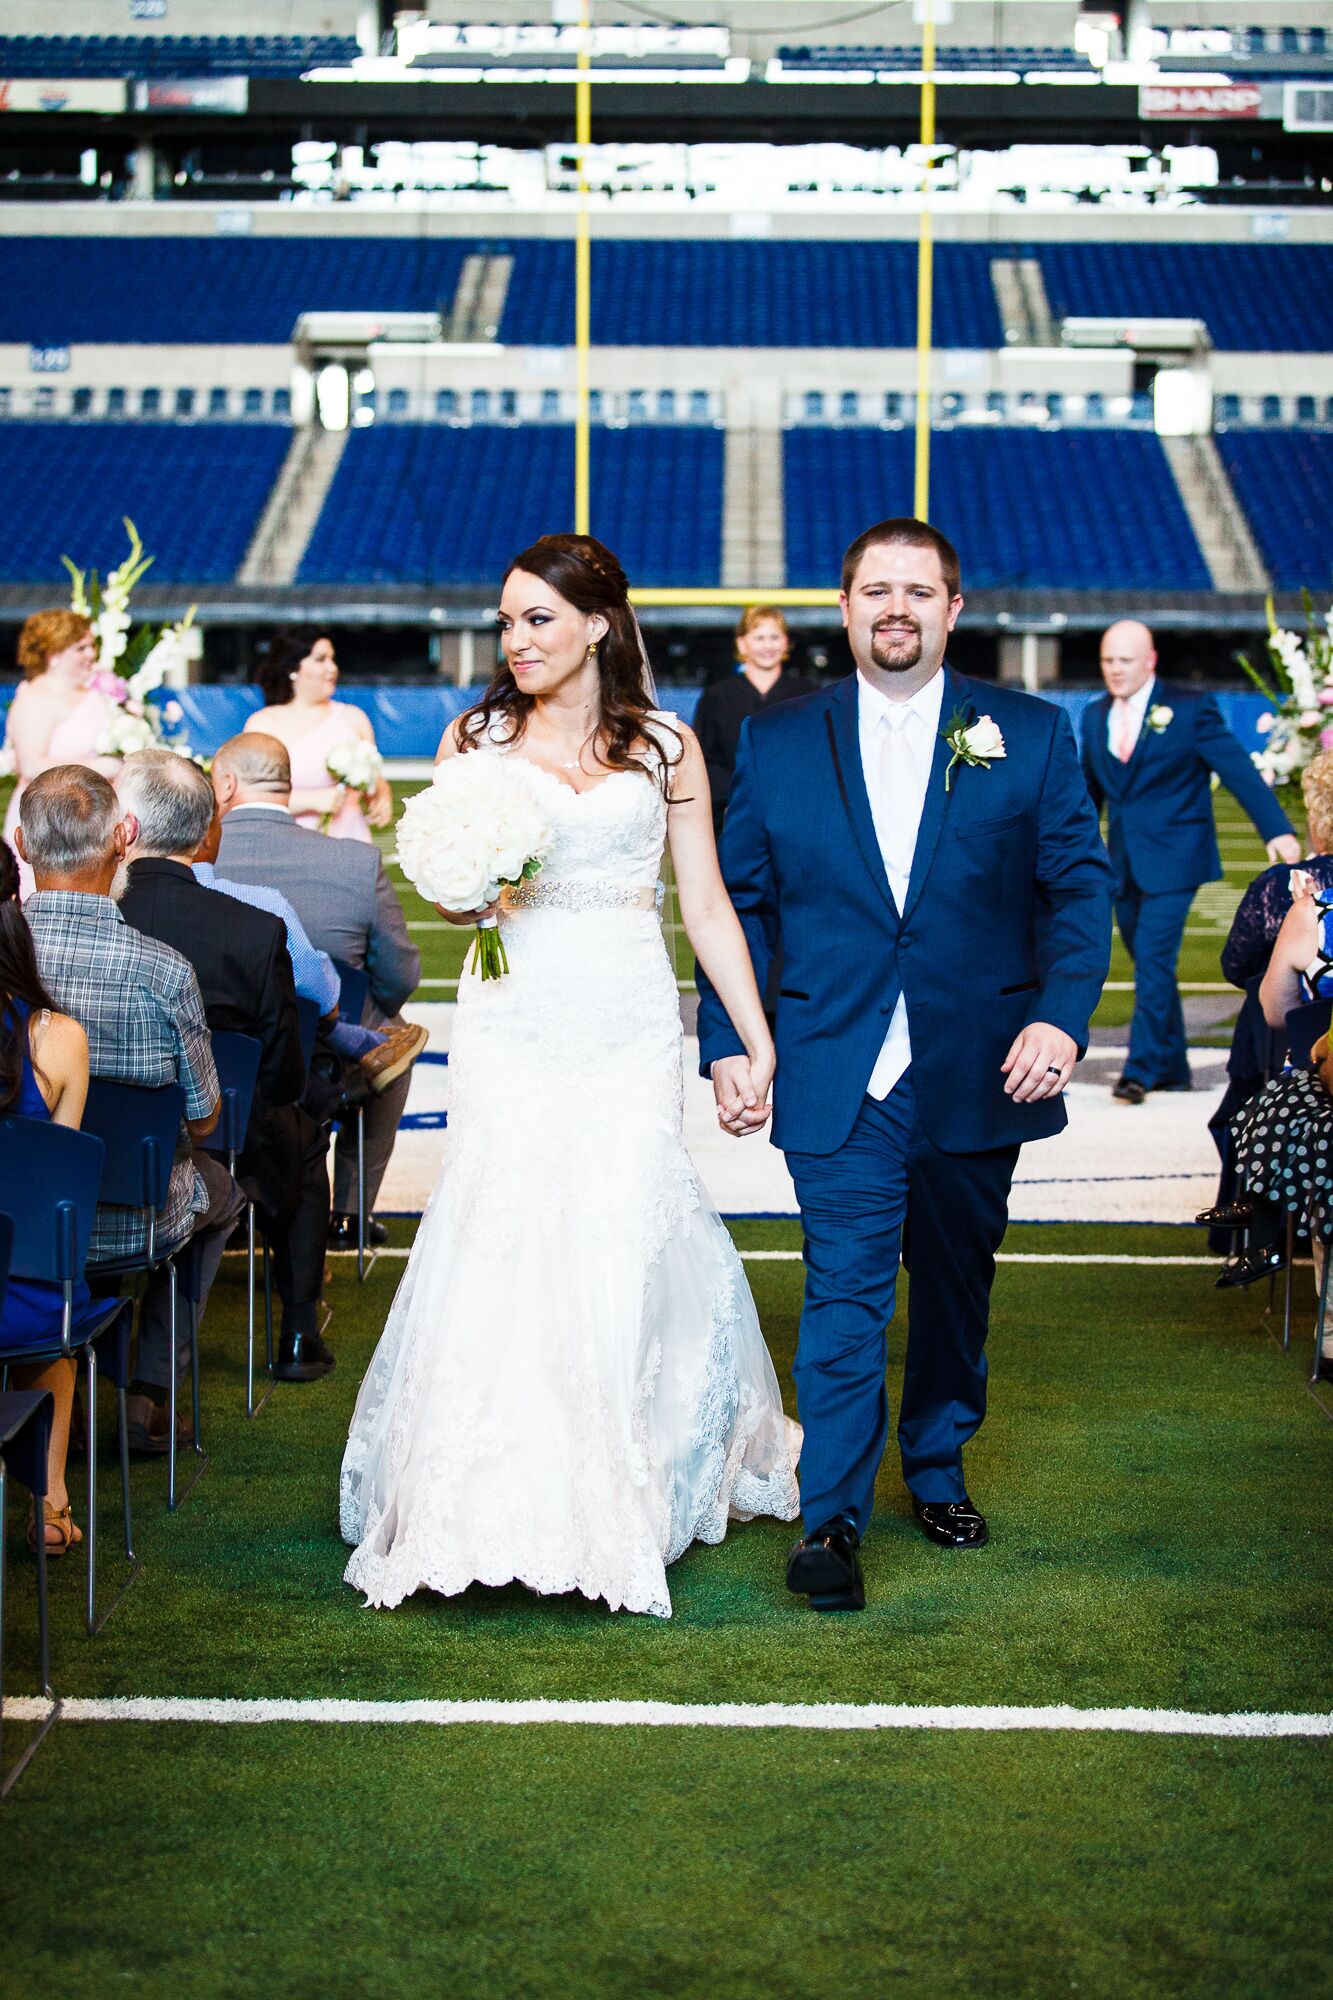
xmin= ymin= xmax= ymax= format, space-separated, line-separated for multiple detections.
xmin=243 ymin=631 xmax=392 ymax=842
xmin=3 ymin=610 xmax=123 ymax=898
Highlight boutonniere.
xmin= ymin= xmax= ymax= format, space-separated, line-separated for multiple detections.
xmin=1145 ymin=704 xmax=1174 ymax=734
xmin=942 ymin=709 xmax=1006 ymax=793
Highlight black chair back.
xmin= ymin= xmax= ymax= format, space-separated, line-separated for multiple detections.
xmin=0 ymin=1115 xmax=105 ymax=1285
xmin=294 ymin=996 xmax=320 ymax=1069
xmin=80 ymin=1078 xmax=186 ymax=1211
xmin=1286 ymin=998 xmax=1333 ymax=1072
xmin=331 ymin=957 xmax=370 ymax=1025
xmin=203 ymin=1031 xmax=262 ymax=1163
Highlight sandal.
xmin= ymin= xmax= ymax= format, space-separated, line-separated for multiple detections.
xmin=25 ymin=1499 xmax=83 ymax=1558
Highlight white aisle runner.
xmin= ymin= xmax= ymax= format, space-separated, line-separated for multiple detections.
xmin=376 ymin=1006 xmax=1225 ymax=1225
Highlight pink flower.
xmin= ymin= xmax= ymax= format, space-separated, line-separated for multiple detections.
xmin=1320 ymin=688 xmax=1333 ymax=708
xmin=163 ymin=700 xmax=184 ymax=724
xmin=1320 ymin=727 xmax=1333 ymax=752
xmin=90 ymin=669 xmax=127 ymax=704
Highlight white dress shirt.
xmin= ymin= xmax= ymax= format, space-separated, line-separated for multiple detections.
xmin=1106 ymin=676 xmax=1155 ymax=762
xmin=858 ymin=667 xmax=947 ymax=1100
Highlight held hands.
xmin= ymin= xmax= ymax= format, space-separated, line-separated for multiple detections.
xmin=1268 ymin=834 xmax=1303 ymax=867
xmin=435 ymin=899 xmax=501 ymax=927
xmin=1002 ymin=1022 xmax=1078 ymax=1103
xmin=712 ymin=1049 xmax=775 ymax=1138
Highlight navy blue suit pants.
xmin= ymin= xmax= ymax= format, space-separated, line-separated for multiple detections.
xmin=1115 ymin=883 xmax=1195 ymax=1089
xmin=786 ymin=1072 xmax=1019 ymax=1533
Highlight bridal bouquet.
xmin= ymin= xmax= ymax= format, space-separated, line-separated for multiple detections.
xmin=323 ymin=737 xmax=383 ymax=829
xmin=1241 ymin=593 xmax=1333 ymax=811
xmin=395 ymin=754 xmax=554 ymax=980
xmin=63 ymin=517 xmax=196 ymax=759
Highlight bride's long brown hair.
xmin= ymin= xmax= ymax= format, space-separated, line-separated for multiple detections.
xmin=458 ymin=534 xmax=683 ymax=793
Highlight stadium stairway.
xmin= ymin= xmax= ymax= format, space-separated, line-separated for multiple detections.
xmin=722 ymin=428 xmax=786 ymax=590
xmin=1158 ymin=436 xmax=1270 ymax=593
xmin=239 ymin=427 xmax=350 ymax=587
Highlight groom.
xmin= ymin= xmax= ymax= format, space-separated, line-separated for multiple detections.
xmin=697 ymin=519 xmax=1113 ymax=1612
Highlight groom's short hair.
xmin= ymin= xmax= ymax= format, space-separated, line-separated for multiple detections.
xmin=841 ymin=518 xmax=961 ymax=601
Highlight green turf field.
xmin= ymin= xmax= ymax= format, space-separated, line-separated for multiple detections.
xmin=377 ymin=781 xmax=1272 ymax=1033
xmin=3 ymin=1222 xmax=1329 ymax=1997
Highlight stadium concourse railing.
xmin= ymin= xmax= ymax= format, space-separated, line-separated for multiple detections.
xmin=0 ymin=684 xmax=1280 ymax=765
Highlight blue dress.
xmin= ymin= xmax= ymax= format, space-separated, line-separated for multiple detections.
xmin=0 ymin=999 xmax=108 ymax=1355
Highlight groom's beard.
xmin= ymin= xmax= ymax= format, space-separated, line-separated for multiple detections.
xmin=109 ymin=859 xmax=130 ymax=904
xmin=870 ymin=619 xmax=924 ymax=672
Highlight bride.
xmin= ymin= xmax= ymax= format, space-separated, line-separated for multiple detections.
xmin=340 ymin=534 xmax=800 ymax=1616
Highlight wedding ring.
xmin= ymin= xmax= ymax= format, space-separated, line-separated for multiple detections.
xmin=1045 ymin=1065 xmax=1062 ymax=1075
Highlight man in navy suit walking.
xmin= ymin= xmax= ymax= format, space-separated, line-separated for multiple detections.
xmin=1081 ymin=621 xmax=1299 ymax=1106
xmin=697 ymin=519 xmax=1113 ymax=1611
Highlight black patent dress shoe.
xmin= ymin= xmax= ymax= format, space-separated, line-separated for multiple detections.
xmin=328 ymin=1213 xmax=388 ymax=1248
xmin=1112 ymin=1078 xmax=1147 ymax=1105
xmin=274 ymin=1328 xmax=336 ymax=1381
xmin=1195 ymin=1199 xmax=1254 ymax=1230
xmin=1215 ymin=1244 xmax=1287 ymax=1290
xmin=786 ymin=1515 xmax=865 ymax=1612
xmin=911 ymin=1495 xmax=989 ymax=1549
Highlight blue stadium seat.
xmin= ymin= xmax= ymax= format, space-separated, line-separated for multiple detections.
xmin=0 ymin=36 xmax=359 ymax=78
xmin=0 ymin=422 xmax=289 ymax=584
xmin=1215 ymin=431 xmax=1333 ymax=589
xmin=297 ymin=424 xmax=724 ymax=589
xmin=1031 ymin=243 xmax=1333 ymax=353
xmin=0 ymin=237 xmax=1324 ymax=354
xmin=783 ymin=427 xmax=1212 ymax=590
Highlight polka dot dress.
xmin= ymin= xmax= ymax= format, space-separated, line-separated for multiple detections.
xmin=1233 ymin=1071 xmax=1333 ymax=1237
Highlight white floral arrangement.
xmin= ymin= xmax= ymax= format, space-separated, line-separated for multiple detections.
xmin=1243 ymin=595 xmax=1333 ymax=810
xmin=62 ymin=517 xmax=196 ymax=760
xmin=394 ymin=753 xmax=555 ymax=980
xmin=1146 ymin=704 xmax=1174 ymax=735
xmin=323 ymin=737 xmax=384 ymax=829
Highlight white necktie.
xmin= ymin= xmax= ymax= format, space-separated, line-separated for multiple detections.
xmin=876 ymin=709 xmax=922 ymax=902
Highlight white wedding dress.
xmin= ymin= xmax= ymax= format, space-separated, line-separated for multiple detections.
xmin=339 ymin=716 xmax=800 ymax=1617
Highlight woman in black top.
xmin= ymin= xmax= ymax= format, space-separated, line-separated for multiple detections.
xmin=693 ymin=606 xmax=816 ymax=837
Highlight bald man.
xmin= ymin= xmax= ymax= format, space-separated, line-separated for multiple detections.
xmin=1081 ymin=622 xmax=1299 ymax=1104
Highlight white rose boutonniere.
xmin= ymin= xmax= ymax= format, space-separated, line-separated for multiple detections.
xmin=942 ymin=710 xmax=1007 ymax=793
xmin=1146 ymin=704 xmax=1174 ymax=735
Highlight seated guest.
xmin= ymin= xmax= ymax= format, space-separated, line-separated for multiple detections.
xmin=0 ymin=837 xmax=111 ymax=1554
xmin=1199 ymin=752 xmax=1333 ymax=1246
xmin=15 ymin=766 xmax=244 ymax=1454
xmin=1223 ymin=873 xmax=1333 ymax=1338
xmin=115 ymin=748 xmax=338 ymax=1383
xmin=193 ymin=807 xmax=420 ymax=1089
xmin=210 ymin=732 xmax=424 ymax=1248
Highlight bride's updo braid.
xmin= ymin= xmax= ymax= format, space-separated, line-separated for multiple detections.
xmin=459 ymin=533 xmax=682 ymax=791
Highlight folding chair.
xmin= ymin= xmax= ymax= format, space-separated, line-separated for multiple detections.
xmin=0 ymin=1116 xmax=136 ymax=1634
xmin=330 ymin=958 xmax=372 ymax=1281
xmin=0 ymin=1386 xmax=56 ymax=1796
xmin=77 ymin=1077 xmax=198 ymax=1510
xmin=196 ymin=1031 xmax=264 ymax=1415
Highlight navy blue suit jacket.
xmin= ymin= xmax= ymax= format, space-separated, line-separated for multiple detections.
xmin=1080 ymin=682 xmax=1293 ymax=897
xmin=697 ymin=668 xmax=1114 ymax=1158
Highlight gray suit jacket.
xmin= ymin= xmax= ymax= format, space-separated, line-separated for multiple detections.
xmin=215 ymin=807 xmax=419 ymax=1023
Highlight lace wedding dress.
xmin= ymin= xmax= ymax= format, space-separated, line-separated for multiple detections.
xmin=340 ymin=716 xmax=800 ymax=1617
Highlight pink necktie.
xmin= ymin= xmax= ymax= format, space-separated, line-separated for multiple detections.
xmin=1111 ymin=698 xmax=1135 ymax=763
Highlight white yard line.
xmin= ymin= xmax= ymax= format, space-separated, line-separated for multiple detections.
xmin=2 ymin=1695 xmax=1326 ymax=1737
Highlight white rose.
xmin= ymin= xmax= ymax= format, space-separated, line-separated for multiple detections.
xmin=1256 ymin=712 xmax=1276 ymax=735
xmin=962 ymin=715 xmax=1006 ymax=760
xmin=1149 ymin=704 xmax=1174 ymax=729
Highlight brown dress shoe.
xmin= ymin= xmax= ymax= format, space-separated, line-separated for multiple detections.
xmin=125 ymin=1393 xmax=194 ymax=1458
xmin=358 ymin=1021 xmax=430 ymax=1095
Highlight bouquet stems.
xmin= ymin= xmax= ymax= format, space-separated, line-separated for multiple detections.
xmin=470 ymin=915 xmax=510 ymax=981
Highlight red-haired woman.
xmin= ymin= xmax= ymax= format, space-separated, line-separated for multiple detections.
xmin=2 ymin=610 xmax=122 ymax=896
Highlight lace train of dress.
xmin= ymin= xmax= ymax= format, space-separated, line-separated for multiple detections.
xmin=340 ymin=725 xmax=800 ymax=1617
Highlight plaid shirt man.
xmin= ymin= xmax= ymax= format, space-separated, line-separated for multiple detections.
xmin=26 ymin=890 xmax=219 ymax=1263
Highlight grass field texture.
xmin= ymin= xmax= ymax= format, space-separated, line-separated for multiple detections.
xmin=3 ymin=1221 xmax=1330 ymax=1998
